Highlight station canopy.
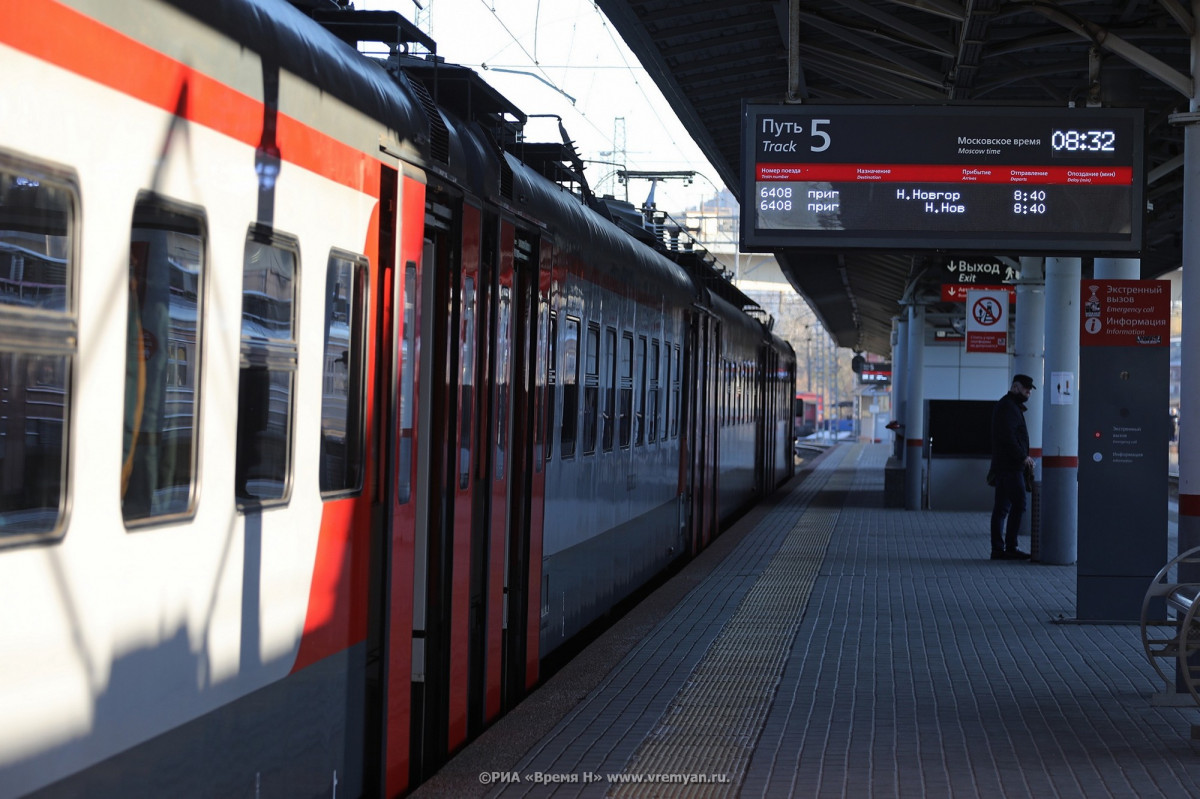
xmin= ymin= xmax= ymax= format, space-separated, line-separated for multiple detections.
xmin=594 ymin=0 xmax=1191 ymax=356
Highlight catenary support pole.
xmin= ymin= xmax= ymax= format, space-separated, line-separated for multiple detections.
xmin=1014 ymin=257 xmax=1045 ymax=541
xmin=1093 ymin=258 xmax=1140 ymax=279
xmin=892 ymin=315 xmax=907 ymax=462
xmin=905 ymin=303 xmax=925 ymax=509
xmin=1040 ymin=256 xmax=1081 ymax=565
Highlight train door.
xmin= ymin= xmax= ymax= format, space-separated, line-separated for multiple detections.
xmin=464 ymin=213 xmax=512 ymax=733
xmin=756 ymin=344 xmax=772 ymax=494
xmin=483 ymin=231 xmax=548 ymax=704
xmin=365 ymin=165 xmax=426 ymax=798
xmin=408 ymin=189 xmax=481 ymax=781
xmin=527 ymin=240 xmax=553 ymax=689
xmin=467 ymin=216 xmax=495 ymax=739
xmin=482 ymin=219 xmax=515 ymax=723
xmin=459 ymin=213 xmax=553 ymax=742
xmin=503 ymin=230 xmax=548 ymax=701
xmin=447 ymin=202 xmax=481 ymax=753
xmin=686 ymin=311 xmax=720 ymax=553
xmin=705 ymin=318 xmax=721 ymax=544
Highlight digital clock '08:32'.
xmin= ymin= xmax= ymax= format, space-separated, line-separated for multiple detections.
xmin=1051 ymin=130 xmax=1116 ymax=152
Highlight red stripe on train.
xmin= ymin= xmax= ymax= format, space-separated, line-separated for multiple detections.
xmin=6 ymin=0 xmax=381 ymax=195
xmin=292 ymin=203 xmax=383 ymax=674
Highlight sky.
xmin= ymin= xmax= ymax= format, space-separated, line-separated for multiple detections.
xmin=353 ymin=0 xmax=728 ymax=214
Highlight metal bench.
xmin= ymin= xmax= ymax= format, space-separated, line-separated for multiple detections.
xmin=1140 ymin=545 xmax=1200 ymax=705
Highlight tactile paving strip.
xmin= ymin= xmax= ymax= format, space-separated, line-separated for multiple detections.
xmin=608 ymin=456 xmax=854 ymax=798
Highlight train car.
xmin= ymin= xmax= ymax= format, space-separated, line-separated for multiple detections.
xmin=698 ymin=287 xmax=795 ymax=533
xmin=763 ymin=331 xmax=797 ymax=494
xmin=795 ymin=391 xmax=823 ymax=438
xmin=0 ymin=1 xmax=796 ymax=796
xmin=506 ymin=153 xmax=696 ymax=657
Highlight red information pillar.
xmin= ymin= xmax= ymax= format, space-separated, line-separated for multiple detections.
xmin=1077 ymin=279 xmax=1170 ymax=620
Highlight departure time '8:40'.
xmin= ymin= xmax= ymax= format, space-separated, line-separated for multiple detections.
xmin=1013 ymin=188 xmax=1046 ymax=215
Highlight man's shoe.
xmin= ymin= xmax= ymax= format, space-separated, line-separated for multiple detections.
xmin=1005 ymin=549 xmax=1031 ymax=560
xmin=990 ymin=550 xmax=1006 ymax=560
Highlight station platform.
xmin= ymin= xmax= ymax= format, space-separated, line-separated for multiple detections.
xmin=413 ymin=443 xmax=1200 ymax=798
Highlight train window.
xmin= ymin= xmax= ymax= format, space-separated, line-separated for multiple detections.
xmin=738 ymin=364 xmax=744 ymax=423
xmin=619 ymin=332 xmax=633 ymax=448
xmin=603 ymin=326 xmax=616 ymax=452
xmin=458 ymin=276 xmax=476 ymax=489
xmin=235 ymin=228 xmax=298 ymax=507
xmin=122 ymin=196 xmax=205 ymax=525
xmin=582 ymin=322 xmax=599 ymax=454
xmin=647 ymin=339 xmax=660 ymax=442
xmin=396 ymin=261 xmax=418 ymax=503
xmin=734 ymin=364 xmax=740 ymax=424
xmin=495 ymin=279 xmax=511 ymax=481
xmin=729 ymin=359 xmax=739 ymax=422
xmin=560 ymin=316 xmax=579 ymax=459
xmin=742 ymin=364 xmax=748 ymax=422
xmin=728 ymin=363 xmax=734 ymax=424
xmin=670 ymin=344 xmax=681 ymax=438
xmin=0 ymin=161 xmax=76 ymax=543
xmin=748 ymin=364 xmax=754 ymax=422
xmin=546 ymin=312 xmax=556 ymax=461
xmin=729 ymin=361 xmax=735 ymax=425
xmin=635 ymin=335 xmax=646 ymax=447
xmin=740 ymin=363 xmax=745 ymax=423
xmin=744 ymin=365 xmax=750 ymax=424
xmin=723 ymin=359 xmax=732 ymax=427
xmin=717 ymin=359 xmax=724 ymax=427
xmin=735 ymin=362 xmax=742 ymax=423
xmin=319 ymin=251 xmax=367 ymax=496
xmin=662 ymin=338 xmax=671 ymax=440
xmin=533 ymin=297 xmax=547 ymax=469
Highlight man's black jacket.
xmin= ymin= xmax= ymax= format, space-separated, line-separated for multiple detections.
xmin=990 ymin=390 xmax=1030 ymax=473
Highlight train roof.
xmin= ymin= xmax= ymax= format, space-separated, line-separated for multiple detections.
xmin=169 ymin=0 xmax=777 ymax=330
xmin=505 ymin=152 xmax=697 ymax=307
xmin=169 ymin=0 xmax=431 ymax=157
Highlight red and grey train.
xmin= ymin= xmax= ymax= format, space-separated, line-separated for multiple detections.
xmin=0 ymin=0 xmax=795 ymax=796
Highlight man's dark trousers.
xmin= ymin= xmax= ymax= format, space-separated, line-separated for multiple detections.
xmin=990 ymin=470 xmax=1025 ymax=552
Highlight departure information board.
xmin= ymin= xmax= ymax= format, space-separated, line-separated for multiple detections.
xmin=740 ymin=104 xmax=1144 ymax=253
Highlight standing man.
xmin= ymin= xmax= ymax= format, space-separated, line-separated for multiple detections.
xmin=990 ymin=373 xmax=1036 ymax=560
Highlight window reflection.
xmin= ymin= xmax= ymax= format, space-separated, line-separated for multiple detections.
xmin=122 ymin=199 xmax=204 ymax=523
xmin=0 ymin=170 xmax=71 ymax=312
xmin=619 ymin=332 xmax=633 ymax=448
xmin=396 ymin=261 xmax=418 ymax=504
xmin=560 ymin=316 xmax=579 ymax=458
xmin=458 ymin=276 xmax=475 ymax=489
xmin=0 ymin=162 xmax=75 ymax=541
xmin=494 ymin=281 xmax=511 ymax=480
xmin=320 ymin=252 xmax=366 ymax=495
xmin=236 ymin=233 xmax=297 ymax=505
xmin=582 ymin=323 xmax=599 ymax=454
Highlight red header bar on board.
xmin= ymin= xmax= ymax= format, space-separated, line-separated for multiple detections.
xmin=941 ymin=284 xmax=1016 ymax=303
xmin=756 ymin=163 xmax=1133 ymax=185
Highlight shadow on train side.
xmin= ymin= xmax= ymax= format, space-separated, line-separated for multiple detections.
xmin=18 ymin=508 xmax=374 ymax=799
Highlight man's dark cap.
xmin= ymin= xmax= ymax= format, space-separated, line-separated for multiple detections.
xmin=1013 ymin=374 xmax=1036 ymax=390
